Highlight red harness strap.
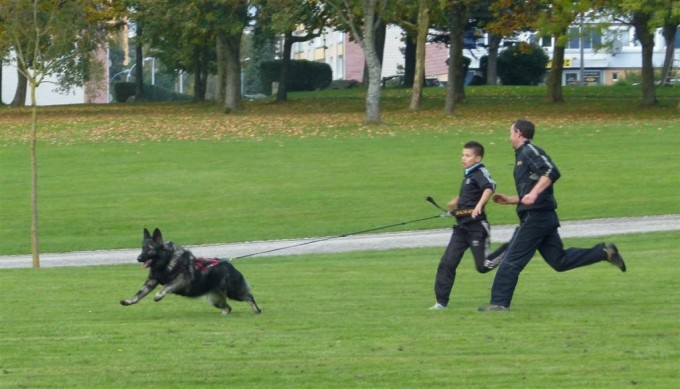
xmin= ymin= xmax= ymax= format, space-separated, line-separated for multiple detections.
xmin=194 ymin=257 xmax=221 ymax=273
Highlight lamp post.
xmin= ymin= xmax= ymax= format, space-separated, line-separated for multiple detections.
xmin=123 ymin=57 xmax=155 ymax=84
xmin=579 ymin=13 xmax=585 ymax=86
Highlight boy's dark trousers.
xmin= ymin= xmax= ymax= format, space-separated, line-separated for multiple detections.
xmin=490 ymin=210 xmax=607 ymax=307
xmin=434 ymin=220 xmax=491 ymax=306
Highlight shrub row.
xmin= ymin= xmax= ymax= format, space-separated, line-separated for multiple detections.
xmin=113 ymin=82 xmax=192 ymax=103
xmin=259 ymin=60 xmax=332 ymax=95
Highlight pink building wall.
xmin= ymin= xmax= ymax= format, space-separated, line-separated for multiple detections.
xmin=344 ymin=36 xmax=365 ymax=82
xmin=425 ymin=42 xmax=450 ymax=81
xmin=342 ymin=36 xmax=453 ymax=83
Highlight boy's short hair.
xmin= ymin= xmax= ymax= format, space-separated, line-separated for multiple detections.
xmin=513 ymin=119 xmax=535 ymax=140
xmin=464 ymin=140 xmax=484 ymax=158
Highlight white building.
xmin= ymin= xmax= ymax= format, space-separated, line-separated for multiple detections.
xmin=293 ymin=22 xmax=680 ymax=86
xmin=1 ymin=47 xmax=109 ymax=106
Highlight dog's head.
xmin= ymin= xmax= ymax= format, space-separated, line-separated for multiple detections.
xmin=137 ymin=228 xmax=170 ymax=268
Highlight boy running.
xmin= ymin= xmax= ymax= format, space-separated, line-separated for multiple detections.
xmin=429 ymin=141 xmax=506 ymax=310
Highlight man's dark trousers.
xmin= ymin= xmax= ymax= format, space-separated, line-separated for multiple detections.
xmin=490 ymin=210 xmax=607 ymax=307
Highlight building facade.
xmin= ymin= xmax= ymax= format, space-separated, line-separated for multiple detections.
xmin=1 ymin=46 xmax=109 ymax=106
xmin=293 ymin=23 xmax=680 ymax=86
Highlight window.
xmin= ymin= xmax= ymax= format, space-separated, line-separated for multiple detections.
xmin=567 ymin=28 xmax=580 ymax=49
xmin=541 ymin=36 xmax=552 ymax=47
xmin=675 ymin=29 xmax=680 ymax=48
xmin=567 ymin=27 xmax=602 ymax=49
xmin=336 ymin=56 xmax=344 ymax=79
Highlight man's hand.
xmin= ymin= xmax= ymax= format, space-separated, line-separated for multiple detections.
xmin=521 ymin=193 xmax=537 ymax=205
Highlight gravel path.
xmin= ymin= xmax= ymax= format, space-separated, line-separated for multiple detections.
xmin=1 ymin=215 xmax=678 ymax=269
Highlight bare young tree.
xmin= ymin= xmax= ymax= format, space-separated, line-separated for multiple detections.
xmin=0 ymin=0 xmax=109 ymax=267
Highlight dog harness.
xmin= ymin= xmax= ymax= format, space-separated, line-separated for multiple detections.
xmin=194 ymin=257 xmax=222 ymax=273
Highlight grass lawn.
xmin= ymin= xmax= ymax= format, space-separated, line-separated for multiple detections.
xmin=1 ymin=86 xmax=678 ymax=387
xmin=0 ymin=232 xmax=678 ymax=388
xmin=1 ymin=85 xmax=678 ymax=256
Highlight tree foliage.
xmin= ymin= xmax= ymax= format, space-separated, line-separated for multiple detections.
xmin=497 ymin=42 xmax=549 ymax=85
xmin=261 ymin=0 xmax=330 ymax=101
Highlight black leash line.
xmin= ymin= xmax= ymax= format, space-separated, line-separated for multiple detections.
xmin=229 ymin=213 xmax=444 ymax=261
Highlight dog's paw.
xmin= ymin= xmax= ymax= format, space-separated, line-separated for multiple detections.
xmin=153 ymin=293 xmax=165 ymax=302
xmin=120 ymin=299 xmax=133 ymax=306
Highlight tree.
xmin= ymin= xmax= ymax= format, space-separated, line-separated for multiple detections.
xmin=537 ymin=0 xmax=586 ymax=103
xmin=497 ymin=42 xmax=549 ymax=85
xmin=131 ymin=0 xmax=216 ymax=102
xmin=409 ymin=0 xmax=433 ymax=111
xmin=439 ymin=0 xmax=474 ymax=113
xmin=264 ymin=0 xmax=329 ymax=102
xmin=657 ymin=1 xmax=680 ymax=85
xmin=0 ymin=0 xmax=110 ymax=267
xmin=323 ymin=0 xmax=389 ymax=124
xmin=215 ymin=0 xmax=250 ymax=113
xmin=609 ymin=0 xmax=668 ymax=106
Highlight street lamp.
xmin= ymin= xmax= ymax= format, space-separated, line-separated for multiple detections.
xmin=124 ymin=57 xmax=155 ymax=85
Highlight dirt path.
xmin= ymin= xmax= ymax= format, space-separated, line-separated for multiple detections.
xmin=1 ymin=215 xmax=678 ymax=269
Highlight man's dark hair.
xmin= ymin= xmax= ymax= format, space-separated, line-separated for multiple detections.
xmin=513 ymin=119 xmax=535 ymax=140
xmin=464 ymin=140 xmax=484 ymax=157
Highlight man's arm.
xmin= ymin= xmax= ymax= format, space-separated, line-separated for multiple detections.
xmin=520 ymin=175 xmax=552 ymax=205
xmin=492 ymin=193 xmax=519 ymax=205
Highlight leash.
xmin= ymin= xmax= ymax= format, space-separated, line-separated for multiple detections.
xmin=227 ymin=196 xmax=458 ymax=261
xmin=228 ymin=213 xmax=444 ymax=261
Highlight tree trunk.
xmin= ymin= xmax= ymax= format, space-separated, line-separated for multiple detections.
xmin=200 ymin=48 xmax=209 ymax=101
xmin=409 ymin=0 xmax=430 ymax=111
xmin=11 ymin=67 xmax=27 ymax=106
xmin=30 ymin=80 xmax=40 ymax=268
xmin=633 ymin=13 xmax=657 ymax=106
xmin=362 ymin=2 xmax=383 ymax=124
xmin=216 ymin=31 xmax=227 ymax=103
xmin=660 ymin=23 xmax=677 ymax=86
xmin=192 ymin=46 xmax=204 ymax=101
xmin=640 ymin=40 xmax=657 ymax=105
xmin=445 ymin=25 xmax=456 ymax=114
xmin=362 ymin=18 xmax=385 ymax=85
xmin=223 ymin=34 xmax=243 ymax=113
xmin=486 ymin=33 xmax=501 ymax=85
xmin=451 ymin=3 xmax=466 ymax=104
xmin=403 ymin=30 xmax=416 ymax=87
xmin=134 ymin=27 xmax=144 ymax=101
xmin=547 ymin=34 xmax=566 ymax=103
xmin=445 ymin=3 xmax=466 ymax=113
xmin=277 ymin=33 xmax=294 ymax=102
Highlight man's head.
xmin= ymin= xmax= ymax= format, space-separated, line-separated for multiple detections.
xmin=461 ymin=140 xmax=484 ymax=168
xmin=509 ymin=119 xmax=535 ymax=149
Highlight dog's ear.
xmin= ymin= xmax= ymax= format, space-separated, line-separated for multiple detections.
xmin=143 ymin=228 xmax=151 ymax=239
xmin=152 ymin=228 xmax=163 ymax=243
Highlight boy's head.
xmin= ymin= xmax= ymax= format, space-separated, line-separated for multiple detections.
xmin=462 ymin=141 xmax=484 ymax=169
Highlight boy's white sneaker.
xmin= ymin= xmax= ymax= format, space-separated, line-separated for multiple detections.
xmin=428 ymin=303 xmax=447 ymax=310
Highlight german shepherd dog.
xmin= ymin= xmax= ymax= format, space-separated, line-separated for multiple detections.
xmin=120 ymin=228 xmax=261 ymax=315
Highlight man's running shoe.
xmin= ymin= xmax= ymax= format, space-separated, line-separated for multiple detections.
xmin=604 ymin=243 xmax=626 ymax=272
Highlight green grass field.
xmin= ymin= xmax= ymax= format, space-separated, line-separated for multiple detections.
xmin=1 ymin=232 xmax=678 ymax=388
xmin=1 ymin=85 xmax=678 ymax=255
xmin=1 ymin=85 xmax=679 ymax=387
